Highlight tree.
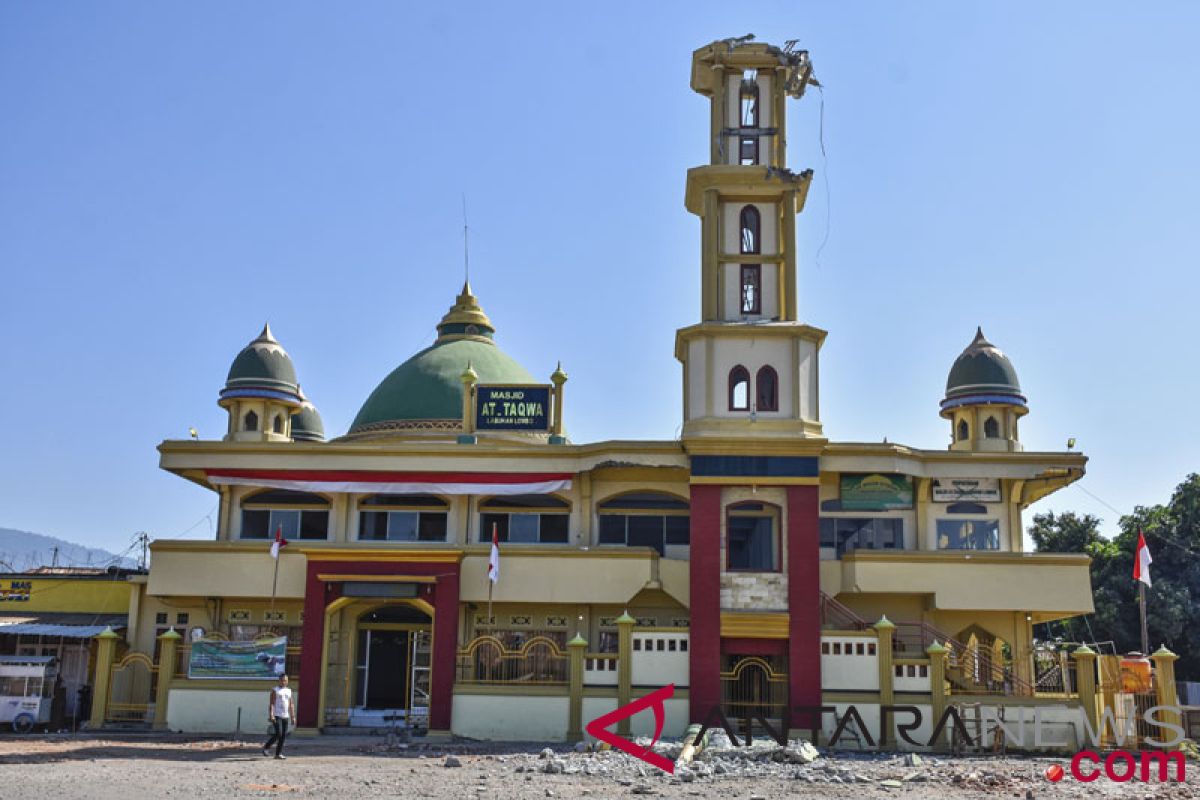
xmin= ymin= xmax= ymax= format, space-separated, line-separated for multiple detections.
xmin=1032 ymin=474 xmax=1200 ymax=680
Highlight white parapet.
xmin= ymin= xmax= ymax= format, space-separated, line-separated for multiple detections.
xmin=631 ymin=632 xmax=690 ymax=688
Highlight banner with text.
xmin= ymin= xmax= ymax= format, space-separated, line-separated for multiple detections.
xmin=840 ymin=474 xmax=914 ymax=511
xmin=475 ymin=384 xmax=551 ymax=431
xmin=188 ymin=637 xmax=287 ymax=680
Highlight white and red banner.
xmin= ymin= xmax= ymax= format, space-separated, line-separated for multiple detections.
xmin=488 ymin=523 xmax=500 ymax=584
xmin=206 ymin=469 xmax=572 ymax=496
xmin=1134 ymin=530 xmax=1153 ymax=588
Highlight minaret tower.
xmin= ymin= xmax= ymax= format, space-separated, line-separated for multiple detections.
xmin=675 ymin=38 xmax=826 ymax=440
xmin=678 ymin=37 xmax=828 ymax=730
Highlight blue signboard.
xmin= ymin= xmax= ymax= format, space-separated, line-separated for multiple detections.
xmin=475 ymin=385 xmax=551 ymax=431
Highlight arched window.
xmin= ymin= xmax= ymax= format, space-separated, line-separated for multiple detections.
xmin=984 ymin=417 xmax=1000 ymax=438
xmin=272 ymin=414 xmax=284 ymax=434
xmin=240 ymin=489 xmax=329 ymax=541
xmin=756 ymin=366 xmax=778 ymax=412
xmin=243 ymin=410 xmax=258 ymax=432
xmin=727 ymin=501 xmax=779 ymax=571
xmin=480 ymin=494 xmax=570 ymax=544
xmin=359 ymin=494 xmax=449 ymax=542
xmin=739 ymin=205 xmax=760 ymax=254
xmin=597 ymin=492 xmax=690 ymax=555
xmin=728 ymin=366 xmax=750 ymax=411
xmin=956 ymin=419 xmax=969 ymax=441
xmin=739 ymin=73 xmax=759 ymax=128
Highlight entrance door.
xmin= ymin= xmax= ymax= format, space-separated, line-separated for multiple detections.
xmin=355 ymin=629 xmax=410 ymax=710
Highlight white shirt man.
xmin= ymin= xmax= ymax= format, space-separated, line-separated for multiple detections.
xmin=262 ymin=674 xmax=296 ymax=759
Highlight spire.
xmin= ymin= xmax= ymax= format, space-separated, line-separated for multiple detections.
xmin=436 ymin=283 xmax=495 ymax=343
xmin=255 ymin=322 xmax=277 ymax=344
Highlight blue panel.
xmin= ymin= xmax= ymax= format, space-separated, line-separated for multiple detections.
xmin=689 ymin=455 xmax=819 ymax=478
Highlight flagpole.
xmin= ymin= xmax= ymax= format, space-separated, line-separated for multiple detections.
xmin=270 ymin=553 xmax=281 ymax=618
xmin=1139 ymin=581 xmax=1149 ymax=656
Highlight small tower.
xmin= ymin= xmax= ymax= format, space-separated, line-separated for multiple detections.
xmin=218 ymin=324 xmax=304 ymax=442
xmin=940 ymin=328 xmax=1027 ymax=452
xmin=675 ymin=38 xmax=825 ymax=440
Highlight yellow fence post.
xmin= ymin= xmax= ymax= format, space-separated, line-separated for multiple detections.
xmin=567 ymin=634 xmax=587 ymax=742
xmin=154 ymin=628 xmax=182 ymax=730
xmin=616 ymin=612 xmax=636 ymax=736
xmin=1072 ymin=645 xmax=1099 ymax=748
xmin=89 ymin=627 xmax=119 ymax=729
xmin=874 ymin=616 xmax=895 ymax=747
xmin=926 ymin=641 xmax=948 ymax=752
xmin=1150 ymin=646 xmax=1182 ymax=750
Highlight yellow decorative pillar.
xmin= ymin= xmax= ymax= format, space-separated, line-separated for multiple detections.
xmin=874 ymin=616 xmax=895 ymax=746
xmin=89 ymin=627 xmax=120 ymax=729
xmin=550 ymin=363 xmax=568 ymax=445
xmin=1072 ymin=645 xmax=1100 ymax=747
xmin=154 ymin=628 xmax=182 ymax=730
xmin=567 ymin=634 xmax=587 ymax=742
xmin=1151 ymin=646 xmax=1182 ymax=750
xmin=615 ymin=611 xmax=636 ymax=736
xmin=927 ymin=641 xmax=948 ymax=752
xmin=458 ymin=362 xmax=478 ymax=444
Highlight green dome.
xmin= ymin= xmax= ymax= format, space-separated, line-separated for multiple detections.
xmin=347 ymin=285 xmax=535 ymax=435
xmin=941 ymin=327 xmax=1026 ymax=411
xmin=292 ymin=399 xmax=325 ymax=442
xmin=221 ymin=324 xmax=302 ymax=404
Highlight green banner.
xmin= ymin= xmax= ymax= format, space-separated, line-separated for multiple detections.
xmin=840 ymin=474 xmax=913 ymax=511
xmin=188 ymin=637 xmax=287 ymax=680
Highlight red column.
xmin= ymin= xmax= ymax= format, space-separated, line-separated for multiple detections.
xmin=297 ymin=564 xmax=336 ymax=728
xmin=689 ymin=484 xmax=722 ymax=722
xmin=430 ymin=567 xmax=460 ymax=732
xmin=787 ymin=485 xmax=821 ymax=717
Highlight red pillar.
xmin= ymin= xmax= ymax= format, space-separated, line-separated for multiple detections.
xmin=787 ymin=485 xmax=821 ymax=717
xmin=689 ymin=484 xmax=722 ymax=722
xmin=297 ymin=564 xmax=335 ymax=728
xmin=430 ymin=568 xmax=460 ymax=732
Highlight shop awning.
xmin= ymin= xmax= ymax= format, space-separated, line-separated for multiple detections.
xmin=205 ymin=469 xmax=573 ymax=496
xmin=0 ymin=613 xmax=127 ymax=639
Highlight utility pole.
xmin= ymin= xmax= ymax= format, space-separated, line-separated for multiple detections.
xmin=136 ymin=532 xmax=150 ymax=571
xmin=51 ymin=546 xmax=59 ymax=568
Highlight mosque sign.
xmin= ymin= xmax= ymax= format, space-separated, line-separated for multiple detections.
xmin=475 ymin=384 xmax=552 ymax=431
xmin=932 ymin=478 xmax=1001 ymax=503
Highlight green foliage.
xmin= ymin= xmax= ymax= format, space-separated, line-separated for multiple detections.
xmin=1033 ymin=474 xmax=1200 ymax=679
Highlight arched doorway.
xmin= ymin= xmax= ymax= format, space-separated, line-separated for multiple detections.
xmin=352 ymin=604 xmax=432 ymax=726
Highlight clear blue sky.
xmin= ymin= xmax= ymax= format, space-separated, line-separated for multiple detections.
xmin=2 ymin=3 xmax=1197 ymax=556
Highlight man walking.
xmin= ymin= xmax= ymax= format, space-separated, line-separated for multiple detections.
xmin=262 ymin=674 xmax=295 ymax=759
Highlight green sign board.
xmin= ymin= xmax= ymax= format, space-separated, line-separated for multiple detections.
xmin=188 ymin=636 xmax=287 ymax=680
xmin=840 ymin=474 xmax=913 ymax=511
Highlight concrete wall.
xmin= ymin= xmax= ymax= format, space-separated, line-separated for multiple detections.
xmin=451 ymin=693 xmax=569 ymax=741
xmin=167 ymin=686 xmax=290 ymax=734
xmin=820 ymin=635 xmax=879 ymax=691
xmin=631 ymin=633 xmax=689 ymax=688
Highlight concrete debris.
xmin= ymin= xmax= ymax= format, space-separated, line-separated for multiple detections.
xmin=442 ymin=755 xmax=462 ymax=768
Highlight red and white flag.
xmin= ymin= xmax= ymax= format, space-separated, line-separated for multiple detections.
xmin=487 ymin=523 xmax=500 ymax=584
xmin=1133 ymin=530 xmax=1153 ymax=588
xmin=270 ymin=525 xmax=289 ymax=559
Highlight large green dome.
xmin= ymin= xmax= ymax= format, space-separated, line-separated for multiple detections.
xmin=347 ymin=284 xmax=536 ymax=435
xmin=941 ymin=327 xmax=1026 ymax=411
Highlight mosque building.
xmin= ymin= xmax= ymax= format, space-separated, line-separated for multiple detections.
xmin=108 ymin=38 xmax=1097 ymax=743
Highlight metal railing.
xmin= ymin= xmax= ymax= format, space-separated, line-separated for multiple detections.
xmin=819 ymin=592 xmax=869 ymax=631
xmin=721 ymin=656 xmax=789 ymax=720
xmin=456 ymin=633 xmax=569 ymax=685
xmin=894 ymin=621 xmax=1037 ymax=697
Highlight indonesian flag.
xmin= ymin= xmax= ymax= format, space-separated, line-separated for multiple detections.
xmin=270 ymin=525 xmax=289 ymax=559
xmin=1134 ymin=530 xmax=1153 ymax=588
xmin=487 ymin=523 xmax=500 ymax=584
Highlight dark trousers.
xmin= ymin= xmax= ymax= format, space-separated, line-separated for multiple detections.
xmin=264 ymin=717 xmax=289 ymax=756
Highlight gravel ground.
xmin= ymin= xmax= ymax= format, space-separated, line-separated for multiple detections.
xmin=0 ymin=734 xmax=1197 ymax=799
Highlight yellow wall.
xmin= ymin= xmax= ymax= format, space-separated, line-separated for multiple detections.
xmin=0 ymin=575 xmax=132 ymax=614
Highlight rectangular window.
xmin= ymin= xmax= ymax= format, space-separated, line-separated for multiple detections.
xmin=727 ymin=513 xmax=777 ymax=571
xmin=740 ymin=265 xmax=761 ymax=314
xmin=359 ymin=511 xmax=447 ymax=541
xmin=739 ymin=136 xmax=758 ymax=165
xmin=482 ymin=512 xmax=569 ymax=544
xmin=241 ymin=508 xmax=328 ymax=540
xmin=937 ymin=519 xmax=1000 ymax=550
xmin=598 ymin=515 xmax=689 ymax=555
xmin=819 ymin=518 xmax=904 ymax=557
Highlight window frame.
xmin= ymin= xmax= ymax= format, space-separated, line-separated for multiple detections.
xmin=479 ymin=494 xmax=571 ymax=545
xmin=240 ymin=489 xmax=330 ymax=541
xmin=725 ymin=501 xmax=781 ymax=572
xmin=357 ymin=494 xmax=450 ymax=542
xmin=756 ymin=365 xmax=778 ymax=412
xmin=819 ymin=516 xmax=904 ymax=558
xmin=596 ymin=491 xmax=690 ymax=554
xmin=740 ymin=265 xmax=761 ymax=315
xmin=936 ymin=518 xmax=1001 ymax=551
xmin=728 ymin=365 xmax=750 ymax=411
xmin=739 ymin=205 xmax=761 ymax=255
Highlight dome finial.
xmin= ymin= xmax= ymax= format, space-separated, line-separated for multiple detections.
xmin=257 ymin=322 xmax=277 ymax=344
xmin=437 ymin=282 xmax=495 ymax=343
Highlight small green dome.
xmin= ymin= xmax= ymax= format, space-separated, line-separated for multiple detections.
xmin=292 ymin=399 xmax=325 ymax=442
xmin=221 ymin=324 xmax=302 ymax=404
xmin=941 ymin=327 xmax=1026 ymax=412
xmin=347 ymin=286 xmax=535 ymax=436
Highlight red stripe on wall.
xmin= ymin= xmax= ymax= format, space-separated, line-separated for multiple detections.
xmin=787 ymin=485 xmax=822 ymax=719
xmin=206 ymin=468 xmax=572 ymax=484
xmin=688 ymin=484 xmax=722 ymax=722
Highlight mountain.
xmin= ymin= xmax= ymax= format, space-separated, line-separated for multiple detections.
xmin=0 ymin=527 xmax=137 ymax=572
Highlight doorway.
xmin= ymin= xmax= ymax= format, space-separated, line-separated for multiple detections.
xmin=356 ymin=629 xmax=409 ymax=709
xmin=352 ymin=604 xmax=432 ymax=717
